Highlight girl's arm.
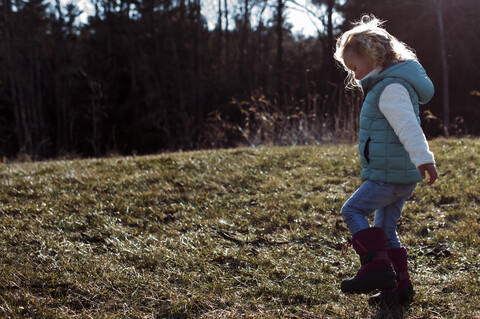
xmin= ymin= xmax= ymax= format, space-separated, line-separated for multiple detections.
xmin=379 ymin=83 xmax=438 ymax=184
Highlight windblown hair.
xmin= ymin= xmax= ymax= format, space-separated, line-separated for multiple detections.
xmin=334 ymin=15 xmax=417 ymax=88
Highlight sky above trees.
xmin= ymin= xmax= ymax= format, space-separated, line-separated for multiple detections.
xmin=201 ymin=0 xmax=326 ymax=36
xmin=53 ymin=0 xmax=339 ymax=36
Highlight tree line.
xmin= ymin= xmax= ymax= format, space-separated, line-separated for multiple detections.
xmin=0 ymin=0 xmax=479 ymax=160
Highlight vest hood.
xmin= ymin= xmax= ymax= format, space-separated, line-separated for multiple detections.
xmin=361 ymin=60 xmax=434 ymax=105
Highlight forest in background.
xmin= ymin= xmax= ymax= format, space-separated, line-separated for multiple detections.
xmin=0 ymin=0 xmax=479 ymax=159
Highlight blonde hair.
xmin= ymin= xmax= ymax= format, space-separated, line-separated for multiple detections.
xmin=334 ymin=15 xmax=417 ymax=87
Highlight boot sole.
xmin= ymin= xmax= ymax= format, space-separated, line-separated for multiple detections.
xmin=341 ymin=265 xmax=397 ymax=294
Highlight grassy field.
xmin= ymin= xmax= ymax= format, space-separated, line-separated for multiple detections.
xmin=0 ymin=138 xmax=479 ymax=318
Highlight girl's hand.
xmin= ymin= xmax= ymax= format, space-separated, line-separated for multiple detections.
xmin=418 ymin=163 xmax=438 ymax=186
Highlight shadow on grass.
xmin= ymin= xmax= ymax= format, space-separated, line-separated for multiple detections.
xmin=372 ymin=302 xmax=412 ymax=319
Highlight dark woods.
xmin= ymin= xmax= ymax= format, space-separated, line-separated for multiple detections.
xmin=0 ymin=0 xmax=479 ymax=160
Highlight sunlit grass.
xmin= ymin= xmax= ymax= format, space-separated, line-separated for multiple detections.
xmin=0 ymin=138 xmax=479 ymax=318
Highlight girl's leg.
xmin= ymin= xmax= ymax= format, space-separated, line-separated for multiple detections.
xmin=374 ymin=201 xmax=405 ymax=250
xmin=373 ymin=183 xmax=416 ymax=249
xmin=341 ymin=180 xmax=414 ymax=236
xmin=340 ymin=181 xmax=416 ymax=295
xmin=370 ymin=183 xmax=417 ymax=304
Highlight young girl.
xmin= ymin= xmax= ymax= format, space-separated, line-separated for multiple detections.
xmin=333 ymin=15 xmax=438 ymax=304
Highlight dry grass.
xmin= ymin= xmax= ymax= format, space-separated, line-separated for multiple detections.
xmin=0 ymin=138 xmax=479 ymax=318
xmin=203 ymin=88 xmax=364 ymax=149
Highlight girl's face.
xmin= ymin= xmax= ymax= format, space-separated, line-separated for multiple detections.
xmin=344 ymin=51 xmax=374 ymax=80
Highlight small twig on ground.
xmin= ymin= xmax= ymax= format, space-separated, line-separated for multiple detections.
xmin=211 ymin=227 xmax=290 ymax=246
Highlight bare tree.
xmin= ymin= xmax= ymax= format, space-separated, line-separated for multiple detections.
xmin=3 ymin=0 xmax=50 ymax=157
xmin=435 ymin=0 xmax=449 ymax=136
xmin=224 ymin=0 xmax=231 ymax=79
xmin=239 ymin=0 xmax=250 ymax=93
xmin=52 ymin=0 xmax=80 ymax=153
xmin=276 ymin=0 xmax=284 ymax=106
xmin=216 ymin=0 xmax=223 ymax=81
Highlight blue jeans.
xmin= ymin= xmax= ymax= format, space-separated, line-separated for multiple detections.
xmin=341 ymin=180 xmax=417 ymax=249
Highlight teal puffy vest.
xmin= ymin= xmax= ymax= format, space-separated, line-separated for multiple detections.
xmin=358 ymin=60 xmax=434 ymax=184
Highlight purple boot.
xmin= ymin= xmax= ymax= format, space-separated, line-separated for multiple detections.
xmin=369 ymin=247 xmax=415 ymax=305
xmin=341 ymin=227 xmax=397 ymax=294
